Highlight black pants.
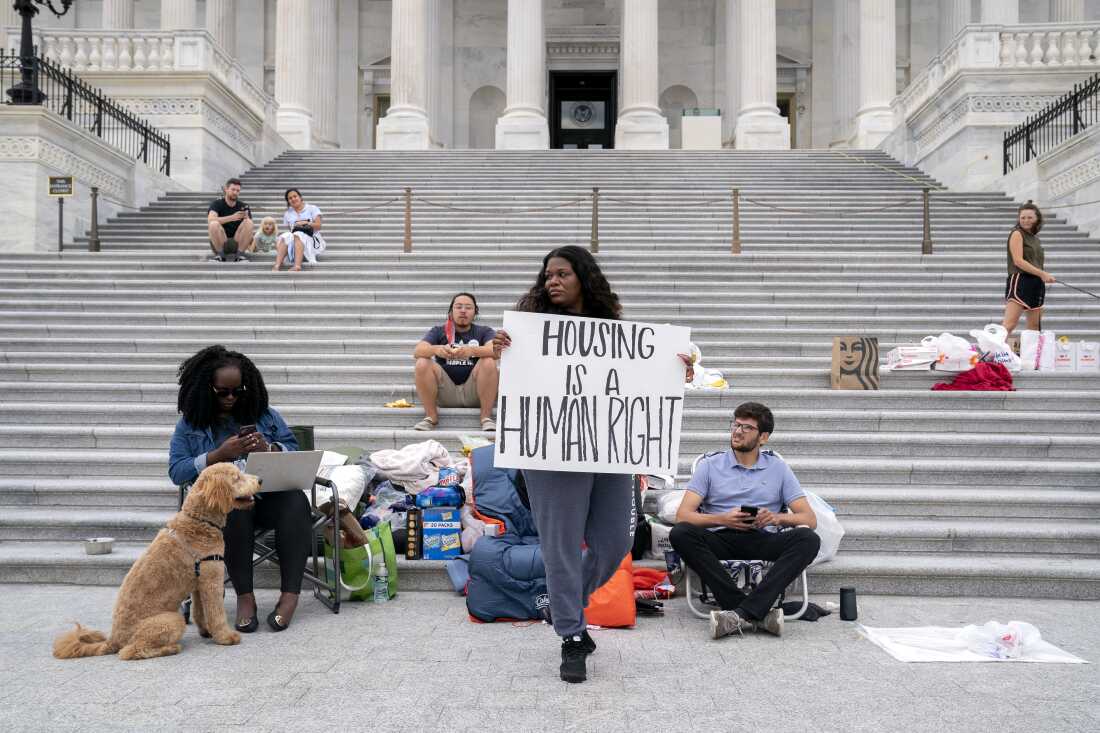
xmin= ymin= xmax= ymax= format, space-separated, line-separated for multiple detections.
xmin=223 ymin=490 xmax=312 ymax=594
xmin=669 ymin=523 xmax=820 ymax=621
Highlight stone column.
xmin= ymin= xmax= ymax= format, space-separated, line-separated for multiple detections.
xmin=1050 ymin=1 xmax=1085 ymax=22
xmin=313 ymin=0 xmax=339 ymax=148
xmin=1 ymin=4 xmax=20 ymax=51
xmin=275 ymin=0 xmax=316 ymax=149
xmin=377 ymin=0 xmax=431 ymax=150
xmin=735 ymin=0 xmax=789 ymax=149
xmin=615 ymin=0 xmax=669 ymax=149
xmin=831 ymin=0 xmax=858 ymax=147
xmin=496 ymin=0 xmax=549 ymax=150
xmin=103 ymin=0 xmax=135 ymax=29
xmin=205 ymin=0 xmax=237 ymax=56
xmin=853 ymin=0 xmax=896 ymax=148
xmin=980 ymin=1 xmax=1018 ymax=25
xmin=940 ymin=0 xmax=970 ymax=47
xmin=160 ymin=0 xmax=197 ymax=30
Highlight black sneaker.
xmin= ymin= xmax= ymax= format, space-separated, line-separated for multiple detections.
xmin=580 ymin=630 xmax=596 ymax=654
xmin=560 ymin=635 xmax=588 ymax=683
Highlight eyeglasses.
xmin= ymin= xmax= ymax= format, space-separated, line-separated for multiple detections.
xmin=730 ymin=422 xmax=759 ymax=433
xmin=212 ymin=386 xmax=247 ymax=399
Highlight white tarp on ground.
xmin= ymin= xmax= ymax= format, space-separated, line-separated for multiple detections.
xmin=859 ymin=624 xmax=1089 ymax=664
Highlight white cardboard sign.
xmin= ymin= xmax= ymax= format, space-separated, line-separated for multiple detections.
xmin=494 ymin=311 xmax=691 ymax=474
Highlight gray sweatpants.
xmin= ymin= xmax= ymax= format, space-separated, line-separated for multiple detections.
xmin=523 ymin=470 xmax=635 ymax=638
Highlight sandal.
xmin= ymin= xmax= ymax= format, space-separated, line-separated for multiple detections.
xmin=481 ymin=418 xmax=496 ymax=432
xmin=413 ymin=417 xmax=438 ymax=431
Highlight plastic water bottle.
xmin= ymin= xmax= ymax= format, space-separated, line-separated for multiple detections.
xmin=373 ymin=561 xmax=389 ymax=603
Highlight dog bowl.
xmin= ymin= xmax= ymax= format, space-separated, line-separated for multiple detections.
xmin=84 ymin=537 xmax=115 ymax=555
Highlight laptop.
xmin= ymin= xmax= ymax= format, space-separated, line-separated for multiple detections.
xmin=244 ymin=450 xmax=324 ymax=493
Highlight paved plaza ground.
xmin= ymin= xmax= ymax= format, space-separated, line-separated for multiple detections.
xmin=1 ymin=585 xmax=1096 ymax=732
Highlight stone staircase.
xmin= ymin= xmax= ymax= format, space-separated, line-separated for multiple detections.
xmin=2 ymin=149 xmax=1099 ymax=597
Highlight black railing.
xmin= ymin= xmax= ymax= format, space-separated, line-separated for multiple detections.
xmin=1004 ymin=72 xmax=1100 ymax=175
xmin=1 ymin=49 xmax=170 ymax=175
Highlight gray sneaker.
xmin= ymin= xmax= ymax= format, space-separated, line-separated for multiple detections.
xmin=758 ymin=607 xmax=785 ymax=637
xmin=710 ymin=609 xmax=753 ymax=639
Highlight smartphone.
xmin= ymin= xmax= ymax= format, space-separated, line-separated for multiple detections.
xmin=237 ymin=424 xmax=257 ymax=438
xmin=740 ymin=505 xmax=760 ymax=517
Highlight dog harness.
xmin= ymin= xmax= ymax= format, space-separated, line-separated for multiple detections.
xmin=167 ymin=514 xmax=225 ymax=577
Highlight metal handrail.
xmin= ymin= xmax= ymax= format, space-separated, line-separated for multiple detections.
xmin=1003 ymin=71 xmax=1100 ymax=175
xmin=1 ymin=48 xmax=171 ymax=175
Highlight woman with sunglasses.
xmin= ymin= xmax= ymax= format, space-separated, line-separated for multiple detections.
xmin=168 ymin=345 xmax=310 ymax=633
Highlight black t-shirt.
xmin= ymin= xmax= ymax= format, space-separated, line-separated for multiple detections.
xmin=421 ymin=323 xmax=496 ymax=385
xmin=209 ymin=197 xmax=251 ymax=237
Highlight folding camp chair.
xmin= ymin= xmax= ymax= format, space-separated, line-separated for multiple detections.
xmin=177 ymin=472 xmax=346 ymax=620
xmin=681 ymin=452 xmax=810 ymax=621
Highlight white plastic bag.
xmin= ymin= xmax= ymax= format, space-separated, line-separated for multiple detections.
xmin=805 ymin=491 xmax=844 ymax=565
xmin=958 ymin=621 xmax=1042 ymax=660
xmin=1054 ymin=340 xmax=1077 ymax=372
xmin=1020 ymin=330 xmax=1057 ymax=371
xmin=1077 ymin=341 xmax=1099 ymax=372
xmin=924 ymin=333 xmax=979 ymax=372
xmin=971 ymin=324 xmax=1022 ymax=372
xmin=656 ymin=489 xmax=686 ymax=524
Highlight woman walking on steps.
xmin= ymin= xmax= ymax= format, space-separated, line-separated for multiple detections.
xmin=492 ymin=246 xmax=693 ymax=684
xmin=1002 ymin=202 xmax=1055 ymax=335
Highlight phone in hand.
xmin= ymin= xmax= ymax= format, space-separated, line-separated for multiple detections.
xmin=740 ymin=505 xmax=760 ymax=518
xmin=237 ymin=424 xmax=257 ymax=438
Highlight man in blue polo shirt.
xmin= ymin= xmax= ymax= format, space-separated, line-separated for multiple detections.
xmin=670 ymin=401 xmax=819 ymax=639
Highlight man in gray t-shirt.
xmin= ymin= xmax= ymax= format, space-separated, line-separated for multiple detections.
xmin=670 ymin=402 xmax=820 ymax=639
xmin=412 ymin=293 xmax=498 ymax=432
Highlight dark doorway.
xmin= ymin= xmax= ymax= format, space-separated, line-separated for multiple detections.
xmin=549 ymin=71 xmax=617 ymax=149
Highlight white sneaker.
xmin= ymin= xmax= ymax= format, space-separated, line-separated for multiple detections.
xmin=758 ymin=607 xmax=784 ymax=637
xmin=710 ymin=609 xmax=753 ymax=639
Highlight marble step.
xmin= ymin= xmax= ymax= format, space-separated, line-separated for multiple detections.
xmin=5 ymin=541 xmax=1096 ymax=598
xmin=3 ymin=423 xmax=1100 ymax=459
xmin=0 ymin=363 xmax=1095 ymax=390
xmin=3 ymin=382 xmax=1098 ymax=410
xmin=1 ymin=449 xmax=1097 ymax=487
xmin=0 ymin=509 xmax=1097 ymax=555
xmin=3 ymin=403 xmax=1099 ymax=435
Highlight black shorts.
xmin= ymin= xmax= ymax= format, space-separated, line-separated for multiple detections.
xmin=1005 ymin=272 xmax=1045 ymax=310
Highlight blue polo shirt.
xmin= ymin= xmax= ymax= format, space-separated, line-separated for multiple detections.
xmin=686 ymin=450 xmax=804 ymax=519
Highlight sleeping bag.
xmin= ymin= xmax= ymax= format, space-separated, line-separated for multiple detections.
xmin=464 ymin=445 xmax=635 ymax=627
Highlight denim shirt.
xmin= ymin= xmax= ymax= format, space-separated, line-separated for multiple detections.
xmin=168 ymin=407 xmax=298 ymax=486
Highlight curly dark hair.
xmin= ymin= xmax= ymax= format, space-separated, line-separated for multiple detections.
xmin=176 ymin=345 xmax=269 ymax=429
xmin=1017 ymin=202 xmax=1043 ymax=234
xmin=515 ymin=246 xmax=622 ymax=320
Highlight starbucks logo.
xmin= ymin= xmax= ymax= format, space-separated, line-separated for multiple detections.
xmin=571 ymin=103 xmax=594 ymax=127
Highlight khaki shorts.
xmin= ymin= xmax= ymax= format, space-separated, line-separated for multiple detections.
xmin=435 ymin=364 xmax=480 ymax=407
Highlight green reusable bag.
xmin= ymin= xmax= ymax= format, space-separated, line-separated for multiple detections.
xmin=324 ymin=522 xmax=398 ymax=602
xmin=323 ymin=540 xmax=374 ymax=602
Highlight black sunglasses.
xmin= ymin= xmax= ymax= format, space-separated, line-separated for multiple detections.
xmin=212 ymin=386 xmax=247 ymax=399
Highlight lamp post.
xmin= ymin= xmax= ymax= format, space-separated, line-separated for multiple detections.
xmin=6 ymin=0 xmax=73 ymax=104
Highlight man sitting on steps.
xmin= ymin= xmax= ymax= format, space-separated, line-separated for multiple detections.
xmin=412 ymin=292 xmax=498 ymax=432
xmin=670 ymin=401 xmax=819 ymax=640
xmin=207 ymin=177 xmax=254 ymax=261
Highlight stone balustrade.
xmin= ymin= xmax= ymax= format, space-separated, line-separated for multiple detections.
xmin=4 ymin=27 xmax=275 ymax=120
xmin=896 ymin=22 xmax=1100 ymax=121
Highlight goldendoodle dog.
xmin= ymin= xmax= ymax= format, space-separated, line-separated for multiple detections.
xmin=53 ymin=463 xmax=261 ymax=661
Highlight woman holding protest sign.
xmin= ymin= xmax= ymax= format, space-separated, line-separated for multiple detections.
xmin=492 ymin=245 xmax=692 ymax=684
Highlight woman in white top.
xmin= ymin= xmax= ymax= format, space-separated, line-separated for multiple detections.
xmin=274 ymin=188 xmax=326 ymax=272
